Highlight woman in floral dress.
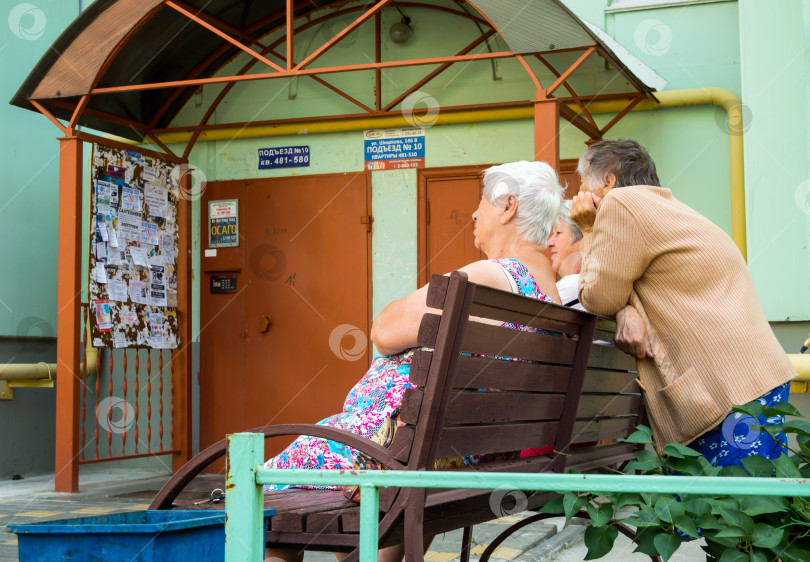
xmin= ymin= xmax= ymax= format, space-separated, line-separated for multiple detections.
xmin=264 ymin=160 xmax=565 ymax=486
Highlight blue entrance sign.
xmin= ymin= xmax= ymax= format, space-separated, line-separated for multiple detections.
xmin=363 ymin=128 xmax=425 ymax=171
xmin=258 ymin=146 xmax=310 ymax=169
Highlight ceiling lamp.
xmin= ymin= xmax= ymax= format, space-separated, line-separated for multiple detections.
xmin=389 ymin=7 xmax=413 ymax=44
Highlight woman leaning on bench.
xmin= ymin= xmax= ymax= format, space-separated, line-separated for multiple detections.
xmin=571 ymin=138 xmax=796 ymax=468
xmin=264 ymin=160 xmax=565 ymax=562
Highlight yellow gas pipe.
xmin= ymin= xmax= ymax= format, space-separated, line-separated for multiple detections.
xmin=154 ymin=87 xmax=747 ymax=259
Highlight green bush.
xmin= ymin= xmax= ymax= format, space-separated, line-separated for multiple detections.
xmin=540 ymin=400 xmax=810 ymax=561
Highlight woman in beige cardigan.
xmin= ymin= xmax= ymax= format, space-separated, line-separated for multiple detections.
xmin=570 ymin=138 xmax=795 ymax=466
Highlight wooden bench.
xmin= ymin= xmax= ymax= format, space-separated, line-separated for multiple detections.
xmin=150 ymin=271 xmax=647 ymax=560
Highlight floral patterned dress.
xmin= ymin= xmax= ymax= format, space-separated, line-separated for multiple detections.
xmin=264 ymin=258 xmax=552 ymax=490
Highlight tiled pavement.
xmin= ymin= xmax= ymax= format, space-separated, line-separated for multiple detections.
xmin=0 ymin=471 xmax=706 ymax=561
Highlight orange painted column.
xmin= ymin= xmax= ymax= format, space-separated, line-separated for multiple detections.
xmin=533 ymin=96 xmax=560 ymax=171
xmin=54 ymin=133 xmax=83 ymax=492
xmin=172 ymin=165 xmax=193 ymax=471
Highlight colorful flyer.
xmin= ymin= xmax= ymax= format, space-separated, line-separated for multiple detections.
xmin=140 ymin=221 xmax=159 ymax=245
xmin=148 ymin=312 xmax=166 ymax=346
xmin=96 ymin=180 xmax=111 ymax=206
xmin=94 ymin=299 xmax=112 ymax=332
xmin=121 ymin=186 xmax=142 ymax=212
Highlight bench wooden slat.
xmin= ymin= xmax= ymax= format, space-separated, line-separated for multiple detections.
xmin=306 ymin=506 xmax=361 ymax=534
xmin=400 ymin=389 xmax=566 ymax=425
xmin=459 ymin=321 xmax=578 ymax=364
xmin=587 ymin=343 xmax=638 ymax=371
xmin=467 ymin=302 xmax=585 ymax=336
xmin=436 ymin=421 xmax=558 ymax=457
xmin=582 ymin=369 xmax=639 ymax=393
xmin=271 ymin=495 xmax=358 ymax=532
xmin=572 ymin=416 xmax=637 ymax=444
xmin=409 ymin=351 xmax=572 ymax=392
xmin=576 ymin=394 xmax=642 ymax=419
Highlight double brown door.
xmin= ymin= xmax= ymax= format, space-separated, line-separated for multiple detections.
xmin=199 ymin=173 xmax=371 ymax=458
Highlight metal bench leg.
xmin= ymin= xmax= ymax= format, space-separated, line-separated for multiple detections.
xmin=460 ymin=526 xmax=472 ymax=562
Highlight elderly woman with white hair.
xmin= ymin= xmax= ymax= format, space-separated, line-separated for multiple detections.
xmin=548 ymin=201 xmax=585 ymax=311
xmin=264 ymin=160 xmax=564 ymax=561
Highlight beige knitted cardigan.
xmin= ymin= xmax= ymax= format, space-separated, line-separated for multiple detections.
xmin=578 ymin=186 xmax=795 ymax=447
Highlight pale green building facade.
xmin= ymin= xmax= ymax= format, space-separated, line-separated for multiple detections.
xmin=1 ymin=0 xmax=809 ymax=476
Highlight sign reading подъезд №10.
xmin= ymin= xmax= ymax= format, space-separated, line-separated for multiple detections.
xmin=363 ymin=128 xmax=425 ymax=171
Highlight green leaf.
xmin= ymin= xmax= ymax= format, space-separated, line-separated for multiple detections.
xmin=654 ymin=496 xmax=685 ymax=524
xmin=773 ymin=454 xmax=802 ymax=478
xmin=762 ymin=401 xmax=802 ymax=417
xmin=718 ymin=507 xmax=755 ymax=536
xmin=563 ymin=492 xmax=588 ymax=522
xmin=663 ymin=443 xmax=703 ymax=458
xmin=714 ymin=526 xmax=748 ymax=539
xmin=748 ymin=549 xmax=768 ymax=562
xmin=583 ymin=524 xmax=619 ymax=560
xmin=667 ymin=456 xmax=704 ymax=476
xmin=621 ymin=507 xmax=661 ymax=528
xmin=718 ymin=464 xmax=751 ymax=478
xmin=633 ymin=527 xmax=666 ymax=557
xmin=739 ymin=495 xmax=788 ymax=516
xmin=741 ymin=455 xmax=775 ymax=477
xmin=673 ymin=514 xmax=700 ymax=539
xmin=695 ymin=513 xmax=723 ymax=530
xmin=733 ymin=401 xmax=764 ymax=419
xmin=624 ymin=426 xmax=654 ymax=445
xmin=682 ymin=497 xmax=711 ymax=517
xmin=615 ymin=493 xmax=645 ymax=509
xmin=751 ymin=523 xmax=785 ymax=549
xmin=538 ymin=494 xmax=564 ymax=514
xmin=653 ymin=532 xmax=682 ymax=561
xmin=769 ymin=543 xmax=810 ymax=562
xmin=586 ymin=501 xmax=614 ymax=527
xmin=625 ymin=455 xmax=665 ymax=473
xmin=717 ymin=549 xmax=747 ymax=562
xmin=780 ymin=420 xmax=810 ymax=436
xmin=798 ymin=434 xmax=810 ymax=457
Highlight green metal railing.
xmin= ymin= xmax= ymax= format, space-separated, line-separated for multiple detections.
xmin=225 ymin=432 xmax=810 ymax=561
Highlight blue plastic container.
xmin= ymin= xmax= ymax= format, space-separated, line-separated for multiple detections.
xmin=8 ymin=509 xmax=274 ymax=562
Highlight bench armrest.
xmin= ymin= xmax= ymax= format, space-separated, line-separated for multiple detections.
xmin=149 ymin=423 xmax=405 ymax=509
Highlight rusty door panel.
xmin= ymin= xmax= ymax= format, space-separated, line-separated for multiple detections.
xmin=243 ymin=174 xmax=371 ymax=458
xmin=424 ymin=176 xmax=484 ymax=281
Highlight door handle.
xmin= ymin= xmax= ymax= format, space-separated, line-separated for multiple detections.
xmin=259 ymin=316 xmax=271 ymax=334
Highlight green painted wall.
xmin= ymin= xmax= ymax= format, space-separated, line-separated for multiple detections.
xmin=0 ymin=0 xmax=82 ymax=338
xmin=739 ymin=0 xmax=810 ymax=321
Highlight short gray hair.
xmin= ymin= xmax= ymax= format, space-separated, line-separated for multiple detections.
xmin=557 ymin=200 xmax=583 ymax=243
xmin=578 ymin=138 xmax=660 ymax=190
xmin=482 ymin=161 xmax=564 ymax=249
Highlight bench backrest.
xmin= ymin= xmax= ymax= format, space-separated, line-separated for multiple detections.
xmin=390 ymin=272 xmax=599 ymax=476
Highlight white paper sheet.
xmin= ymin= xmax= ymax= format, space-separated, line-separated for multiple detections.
xmin=128 ymin=246 xmax=150 ymax=268
xmin=129 ymin=280 xmax=149 ymax=305
xmin=108 ymin=279 xmax=128 ymax=302
xmin=144 ymin=183 xmax=168 ymax=219
xmin=118 ymin=209 xmax=141 ymax=241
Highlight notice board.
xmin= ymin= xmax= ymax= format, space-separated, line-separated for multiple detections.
xmin=88 ymin=145 xmax=180 ymax=349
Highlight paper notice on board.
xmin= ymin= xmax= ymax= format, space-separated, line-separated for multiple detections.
xmin=160 ymin=233 xmax=174 ymax=264
xmin=95 ymin=241 xmax=107 ymax=261
xmin=141 ymin=221 xmax=159 ymax=245
xmin=94 ymin=299 xmax=112 ymax=332
xmin=96 ymin=181 xmax=111 ymax=206
xmin=129 ymin=280 xmax=149 ymax=305
xmin=92 ymin=263 xmax=107 ymax=284
xmin=144 ymin=183 xmax=168 ymax=219
xmin=128 ymin=246 xmax=150 ymax=268
xmin=107 ymin=222 xmax=119 ymax=248
xmin=121 ymin=186 xmax=142 ymax=212
xmin=142 ymin=165 xmax=156 ymax=183
xmin=108 ymin=279 xmax=128 ymax=302
xmin=118 ymin=209 xmax=141 ymax=241
xmin=148 ymin=312 xmax=166 ymax=346
xmin=109 ymin=183 xmax=119 ymax=207
xmin=113 ymin=331 xmax=128 ymax=349
xmin=149 ymin=264 xmax=167 ymax=307
xmin=96 ymin=216 xmax=109 ymax=241
xmin=119 ymin=307 xmax=138 ymax=325
xmin=108 ymin=249 xmax=126 ymax=267
xmin=97 ymin=203 xmax=112 ymax=218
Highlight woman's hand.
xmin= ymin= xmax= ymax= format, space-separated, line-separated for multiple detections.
xmin=570 ymin=191 xmax=602 ymax=234
xmin=615 ymin=305 xmax=653 ymax=359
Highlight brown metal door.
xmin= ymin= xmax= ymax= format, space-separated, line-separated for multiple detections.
xmin=200 ymin=174 xmax=371 ymax=459
xmin=418 ymin=169 xmax=485 ymax=286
